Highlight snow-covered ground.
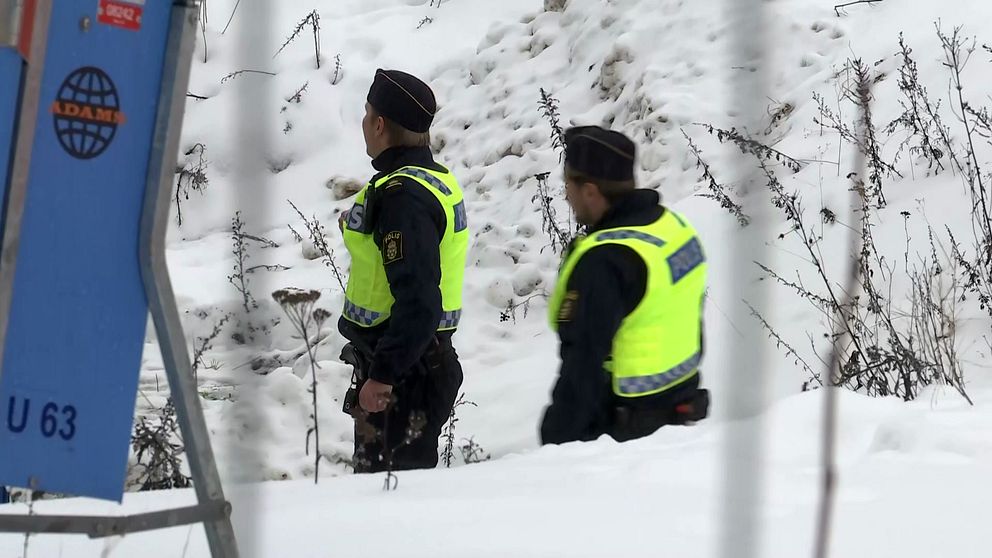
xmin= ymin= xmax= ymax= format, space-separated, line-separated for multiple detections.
xmin=4 ymin=0 xmax=992 ymax=556
xmin=4 ymin=388 xmax=992 ymax=557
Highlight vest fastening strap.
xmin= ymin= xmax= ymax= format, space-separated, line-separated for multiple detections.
xmin=615 ymin=352 xmax=701 ymax=395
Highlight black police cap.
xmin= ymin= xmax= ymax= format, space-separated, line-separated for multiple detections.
xmin=367 ymin=68 xmax=437 ymax=133
xmin=564 ymin=126 xmax=636 ymax=181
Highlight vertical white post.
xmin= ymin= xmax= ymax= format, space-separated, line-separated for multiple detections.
xmin=229 ymin=1 xmax=276 ymax=555
xmin=719 ymin=1 xmax=771 ymax=557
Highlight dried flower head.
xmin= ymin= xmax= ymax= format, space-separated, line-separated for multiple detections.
xmin=272 ymin=287 xmax=321 ymax=306
xmin=313 ymin=308 xmax=332 ymax=325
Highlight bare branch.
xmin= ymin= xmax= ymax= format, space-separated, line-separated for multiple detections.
xmin=221 ymin=0 xmax=241 ymax=34
xmin=682 ymin=129 xmax=750 ymax=227
xmin=220 ymin=69 xmax=276 ymax=84
xmin=834 ymin=0 xmax=884 ymax=17
xmin=693 ymin=122 xmax=805 ymax=172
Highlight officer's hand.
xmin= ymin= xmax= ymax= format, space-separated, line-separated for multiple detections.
xmin=359 ymin=379 xmax=393 ymax=413
xmin=338 ymin=209 xmax=350 ymax=233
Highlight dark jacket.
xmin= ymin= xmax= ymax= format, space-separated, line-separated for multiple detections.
xmin=539 ymin=189 xmax=702 ymax=445
xmin=338 ymin=145 xmax=453 ymax=386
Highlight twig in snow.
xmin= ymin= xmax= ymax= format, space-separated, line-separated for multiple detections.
xmin=275 ymin=10 xmax=321 ymax=69
xmin=693 ymin=123 xmax=804 ymax=172
xmin=441 ymin=394 xmax=477 ymax=467
xmin=288 ymin=200 xmax=347 ymax=292
xmin=221 ymin=0 xmax=241 ymax=34
xmin=682 ymin=129 xmax=750 ymax=227
xmin=331 ymin=54 xmax=343 ymax=85
xmin=228 ymin=211 xmax=257 ymax=314
xmin=221 ymin=69 xmax=277 ymax=84
xmin=538 ymin=88 xmax=566 ymax=158
xmin=243 ymin=233 xmax=280 ymax=249
xmin=834 ymin=0 xmax=884 ymax=17
xmin=192 ymin=313 xmax=231 ymax=381
xmin=247 ymin=264 xmax=291 ymax=274
xmin=288 ymin=225 xmax=304 ymax=243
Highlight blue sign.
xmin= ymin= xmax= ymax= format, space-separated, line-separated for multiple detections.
xmin=0 ymin=0 xmax=174 ymax=501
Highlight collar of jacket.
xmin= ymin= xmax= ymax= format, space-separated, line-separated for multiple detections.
xmin=589 ymin=189 xmax=664 ymax=232
xmin=370 ymin=145 xmax=437 ymax=177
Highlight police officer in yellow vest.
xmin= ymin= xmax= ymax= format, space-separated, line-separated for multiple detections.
xmin=541 ymin=126 xmax=710 ymax=444
xmin=338 ymin=69 xmax=467 ymax=472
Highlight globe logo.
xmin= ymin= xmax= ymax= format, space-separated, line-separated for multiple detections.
xmin=50 ymin=67 xmax=126 ymax=160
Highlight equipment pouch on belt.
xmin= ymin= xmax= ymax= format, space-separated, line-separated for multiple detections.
xmin=674 ymin=388 xmax=709 ymax=424
xmin=611 ymin=388 xmax=711 ymax=441
xmin=340 ymin=342 xmax=370 ymax=415
xmin=422 ymin=336 xmax=446 ymax=373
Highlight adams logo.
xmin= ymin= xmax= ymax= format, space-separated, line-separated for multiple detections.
xmin=50 ymin=67 xmax=126 ymax=160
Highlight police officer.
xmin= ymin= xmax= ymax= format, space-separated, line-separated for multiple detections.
xmin=540 ymin=126 xmax=709 ymax=445
xmin=338 ymin=69 xmax=468 ymax=472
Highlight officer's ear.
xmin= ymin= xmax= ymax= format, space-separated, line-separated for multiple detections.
xmin=564 ymin=174 xmax=593 ymax=207
xmin=366 ymin=105 xmax=387 ymax=138
xmin=580 ymin=180 xmax=606 ymax=202
xmin=566 ymin=169 xmax=602 ymax=198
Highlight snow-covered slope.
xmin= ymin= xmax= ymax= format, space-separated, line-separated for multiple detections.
xmin=163 ymin=0 xmax=992 ymax=479
xmin=3 ymin=0 xmax=992 ymax=555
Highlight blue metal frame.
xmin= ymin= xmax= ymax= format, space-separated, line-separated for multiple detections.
xmin=138 ymin=2 xmax=238 ymax=554
xmin=0 ymin=1 xmax=237 ymax=555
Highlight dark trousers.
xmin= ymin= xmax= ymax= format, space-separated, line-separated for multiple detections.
xmin=608 ymin=378 xmax=709 ymax=442
xmin=350 ymin=339 xmax=463 ymax=473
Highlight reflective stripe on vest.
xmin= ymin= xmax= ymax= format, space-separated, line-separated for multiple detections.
xmin=596 ymin=229 xmax=666 ymax=247
xmin=548 ymin=209 xmax=707 ymax=398
xmin=438 ymin=309 xmax=462 ymax=329
xmin=615 ymin=352 xmax=701 ymax=395
xmin=343 ymin=300 xmax=383 ymax=327
xmin=397 ymin=166 xmax=452 ymax=195
xmin=341 ymin=164 xmax=468 ymax=331
xmin=344 ymin=300 xmax=462 ymax=330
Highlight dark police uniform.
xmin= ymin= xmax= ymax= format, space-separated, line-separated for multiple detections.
xmin=339 ymin=69 xmax=465 ymax=472
xmin=541 ymin=127 xmax=709 ymax=445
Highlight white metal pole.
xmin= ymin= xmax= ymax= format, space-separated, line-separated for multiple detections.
xmin=230 ymin=1 xmax=276 ymax=555
xmin=719 ymin=0 xmax=771 ymax=557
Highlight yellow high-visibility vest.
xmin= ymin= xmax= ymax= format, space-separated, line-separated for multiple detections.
xmin=548 ymin=209 xmax=706 ymax=397
xmin=342 ymin=165 xmax=468 ymax=330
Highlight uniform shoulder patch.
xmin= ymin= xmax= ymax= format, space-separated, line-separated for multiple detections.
xmin=384 ymin=178 xmax=405 ymax=189
xmin=382 ymin=231 xmax=403 ymax=264
xmin=557 ymin=290 xmax=579 ymax=322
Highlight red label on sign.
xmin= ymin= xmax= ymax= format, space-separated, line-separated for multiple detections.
xmin=18 ymin=0 xmax=38 ymax=59
xmin=97 ymin=0 xmax=144 ymax=31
